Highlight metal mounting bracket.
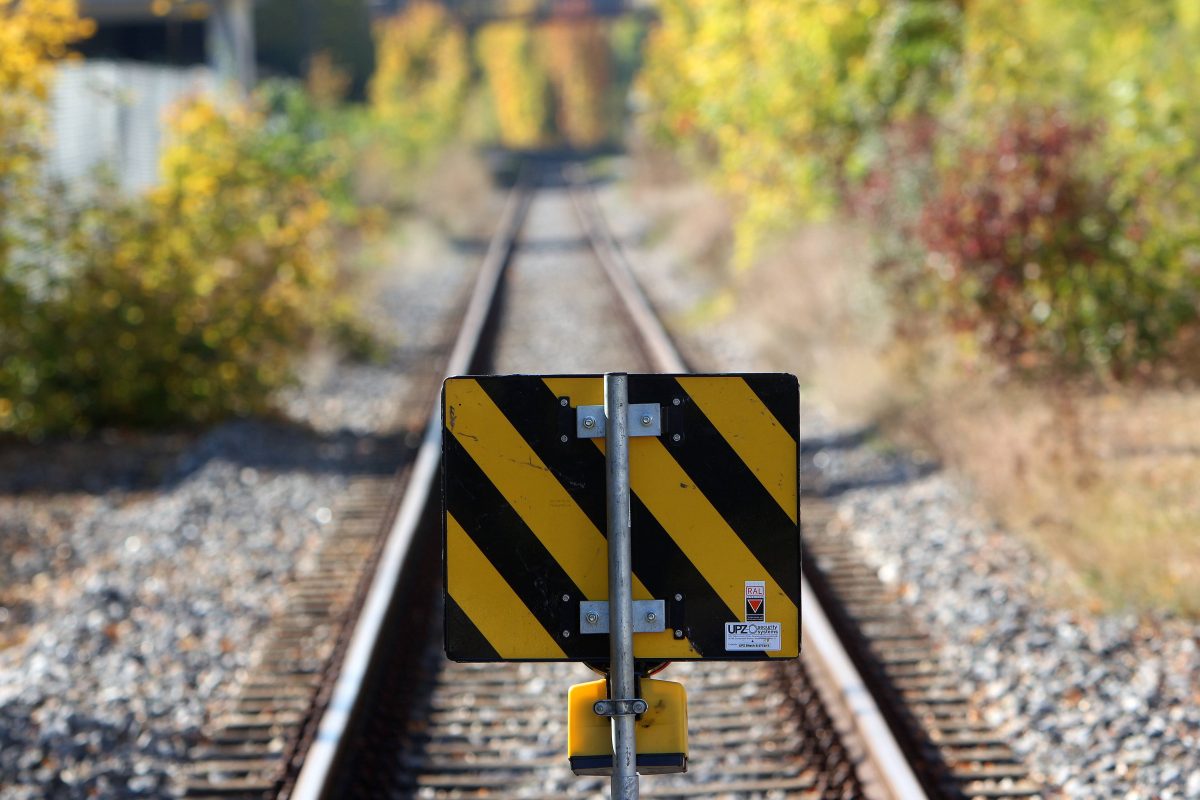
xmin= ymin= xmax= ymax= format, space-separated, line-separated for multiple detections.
xmin=580 ymin=600 xmax=666 ymax=634
xmin=576 ymin=403 xmax=661 ymax=439
xmin=593 ymin=698 xmax=648 ymax=717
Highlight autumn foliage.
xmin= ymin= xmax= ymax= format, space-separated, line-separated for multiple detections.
xmin=0 ymin=0 xmax=94 ymax=267
xmin=641 ymin=0 xmax=1200 ymax=377
xmin=539 ymin=19 xmax=611 ymax=149
xmin=1 ymin=89 xmax=345 ymax=436
xmin=475 ymin=17 xmax=618 ymax=150
xmin=369 ymin=2 xmax=470 ymax=163
xmin=475 ymin=21 xmax=550 ymax=149
xmin=0 ymin=0 xmax=352 ymax=436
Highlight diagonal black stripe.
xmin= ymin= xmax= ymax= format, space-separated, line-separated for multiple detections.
xmin=475 ymin=376 xmax=608 ymax=526
xmin=629 ymin=492 xmax=760 ymax=659
xmin=742 ymin=373 xmax=799 ymax=438
xmin=476 ymin=376 xmax=751 ymax=659
xmin=630 ymin=375 xmax=800 ymax=605
xmin=444 ymin=433 xmax=606 ymax=661
xmin=444 ymin=595 xmax=500 ymax=661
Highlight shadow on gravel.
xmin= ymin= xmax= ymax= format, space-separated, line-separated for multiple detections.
xmin=816 ymin=462 xmax=940 ymax=498
xmin=800 ymin=425 xmax=879 ymax=454
xmin=802 ymin=425 xmax=941 ymax=499
xmin=168 ymin=419 xmax=414 ymax=481
xmin=0 ymin=418 xmax=415 ymax=496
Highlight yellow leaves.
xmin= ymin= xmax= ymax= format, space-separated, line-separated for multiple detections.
xmin=182 ymin=171 xmax=217 ymax=198
xmin=0 ymin=0 xmax=92 ymax=94
xmin=475 ymin=21 xmax=549 ymax=148
xmin=537 ymin=19 xmax=612 ymax=148
xmin=192 ymin=271 xmax=216 ymax=297
xmin=370 ymin=3 xmax=469 ymax=158
xmin=642 ymin=0 xmax=882 ymax=265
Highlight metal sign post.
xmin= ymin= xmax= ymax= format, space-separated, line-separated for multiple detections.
xmin=605 ymin=373 xmax=639 ymax=799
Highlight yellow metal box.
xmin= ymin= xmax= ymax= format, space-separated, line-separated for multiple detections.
xmin=567 ymin=678 xmax=688 ymax=776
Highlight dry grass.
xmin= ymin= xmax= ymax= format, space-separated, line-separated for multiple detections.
xmin=737 ymin=220 xmax=897 ymax=424
xmin=897 ymin=384 xmax=1200 ymax=615
xmin=412 ymin=143 xmax=505 ymax=240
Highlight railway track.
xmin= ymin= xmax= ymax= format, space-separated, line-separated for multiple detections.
xmin=187 ymin=160 xmax=1039 ymax=799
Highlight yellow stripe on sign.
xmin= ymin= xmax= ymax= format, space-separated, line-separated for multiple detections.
xmin=676 ymin=376 xmax=797 ymax=524
xmin=446 ymin=378 xmax=644 ymax=600
xmin=618 ymin=437 xmax=799 ymax=657
xmin=447 ymin=513 xmax=565 ymax=659
xmin=542 ymin=376 xmax=603 ymax=407
xmin=542 ymin=376 xmax=697 ymax=659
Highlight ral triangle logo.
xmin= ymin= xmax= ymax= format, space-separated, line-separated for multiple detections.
xmin=745 ymin=581 xmax=766 ymax=621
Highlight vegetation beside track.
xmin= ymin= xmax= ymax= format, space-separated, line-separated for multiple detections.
xmin=641 ymin=0 xmax=1200 ymax=380
xmin=0 ymin=2 xmax=472 ymax=438
xmin=0 ymin=1 xmax=648 ymax=439
xmin=634 ymin=1 xmax=1200 ymax=614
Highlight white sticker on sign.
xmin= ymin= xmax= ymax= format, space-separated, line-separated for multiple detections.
xmin=745 ymin=580 xmax=765 ymax=621
xmin=724 ymin=621 xmax=782 ymax=652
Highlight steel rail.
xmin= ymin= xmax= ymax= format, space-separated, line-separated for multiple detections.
xmin=565 ymin=165 xmax=688 ymax=374
xmin=565 ymin=165 xmax=927 ymax=800
xmin=289 ymin=175 xmax=531 ymax=800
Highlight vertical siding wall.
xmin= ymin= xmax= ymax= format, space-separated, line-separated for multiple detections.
xmin=47 ymin=61 xmax=214 ymax=193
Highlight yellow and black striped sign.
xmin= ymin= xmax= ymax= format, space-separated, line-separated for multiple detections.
xmin=442 ymin=374 xmax=799 ymax=662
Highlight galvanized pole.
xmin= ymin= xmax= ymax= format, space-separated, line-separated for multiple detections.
xmin=605 ymin=373 xmax=639 ymax=799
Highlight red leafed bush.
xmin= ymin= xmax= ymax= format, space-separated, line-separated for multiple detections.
xmin=914 ymin=111 xmax=1171 ymax=374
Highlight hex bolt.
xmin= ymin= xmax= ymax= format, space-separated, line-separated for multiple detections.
xmin=560 ymin=434 xmax=569 ymax=443
xmin=674 ymin=593 xmax=683 ymax=601
xmin=560 ymin=397 xmax=569 ymax=407
xmin=672 ymin=398 xmax=681 ymax=406
xmin=645 ymin=611 xmax=657 ymax=623
xmin=674 ymin=629 xmax=684 ymax=638
xmin=641 ymin=414 xmax=652 ymax=426
xmin=671 ymin=433 xmax=682 ymax=442
xmin=585 ymin=612 xmax=599 ymax=625
xmin=583 ymin=416 xmax=596 ymax=430
xmin=562 ymin=630 xmax=571 ymax=638
xmin=562 ymin=594 xmax=570 ymax=602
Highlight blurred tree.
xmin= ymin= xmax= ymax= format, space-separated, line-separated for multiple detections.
xmin=306 ymin=49 xmax=352 ymax=110
xmin=641 ymin=0 xmax=1199 ymax=376
xmin=0 ymin=0 xmax=93 ymax=242
xmin=476 ymin=20 xmax=551 ymax=149
xmin=539 ymin=18 xmax=612 ymax=149
xmin=1 ymin=0 xmax=94 ymax=434
xmin=1 ymin=86 xmax=351 ymax=436
xmin=641 ymin=0 xmax=885 ymax=265
xmin=370 ymin=2 xmax=470 ymax=162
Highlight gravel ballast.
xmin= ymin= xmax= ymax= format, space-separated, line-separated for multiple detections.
xmin=0 ymin=211 xmax=482 ymax=798
xmin=597 ymin=160 xmax=1200 ymax=799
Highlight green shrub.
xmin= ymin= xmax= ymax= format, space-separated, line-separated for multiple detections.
xmin=916 ymin=112 xmax=1146 ymax=371
xmin=921 ymin=0 xmax=1200 ymax=375
xmin=0 ymin=90 xmax=345 ymax=436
